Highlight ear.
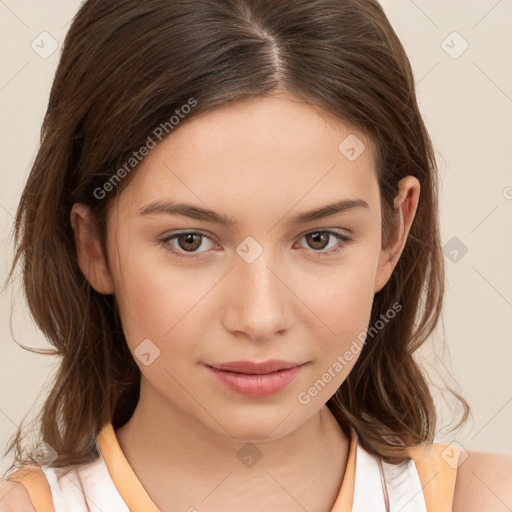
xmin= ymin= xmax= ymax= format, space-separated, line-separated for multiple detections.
xmin=374 ymin=176 xmax=421 ymax=294
xmin=70 ymin=203 xmax=115 ymax=294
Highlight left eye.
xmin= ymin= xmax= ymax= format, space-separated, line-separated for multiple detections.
xmin=158 ymin=230 xmax=351 ymax=259
xmin=295 ymin=230 xmax=351 ymax=255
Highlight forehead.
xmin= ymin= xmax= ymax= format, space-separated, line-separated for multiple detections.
xmin=115 ymin=95 xmax=379 ymax=219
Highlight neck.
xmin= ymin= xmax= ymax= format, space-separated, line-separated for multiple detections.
xmin=115 ymin=380 xmax=350 ymax=512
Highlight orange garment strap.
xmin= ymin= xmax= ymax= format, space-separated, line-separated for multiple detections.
xmin=330 ymin=422 xmax=357 ymax=511
xmin=7 ymin=465 xmax=55 ymax=512
xmin=97 ymin=422 xmax=161 ymax=512
xmin=407 ymin=443 xmax=460 ymax=512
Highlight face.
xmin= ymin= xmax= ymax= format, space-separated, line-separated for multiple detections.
xmin=72 ymin=94 xmax=417 ymax=441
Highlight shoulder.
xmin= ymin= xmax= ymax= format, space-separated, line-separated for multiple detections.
xmin=0 ymin=478 xmax=37 ymax=512
xmin=453 ymin=450 xmax=512 ymax=512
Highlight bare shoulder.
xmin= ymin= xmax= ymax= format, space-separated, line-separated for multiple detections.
xmin=0 ymin=479 xmax=37 ymax=512
xmin=453 ymin=450 xmax=512 ymax=512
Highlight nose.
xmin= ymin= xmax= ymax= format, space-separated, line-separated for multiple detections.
xmin=222 ymin=251 xmax=293 ymax=342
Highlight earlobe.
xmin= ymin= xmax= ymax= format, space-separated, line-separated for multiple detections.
xmin=374 ymin=176 xmax=421 ymax=294
xmin=70 ymin=203 xmax=115 ymax=294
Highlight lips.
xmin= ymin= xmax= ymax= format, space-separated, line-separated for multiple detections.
xmin=207 ymin=359 xmax=303 ymax=374
xmin=205 ymin=360 xmax=306 ymax=397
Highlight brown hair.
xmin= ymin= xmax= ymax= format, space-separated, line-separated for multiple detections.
xmin=3 ymin=0 xmax=469 ymax=475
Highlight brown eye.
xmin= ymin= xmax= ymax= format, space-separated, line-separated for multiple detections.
xmin=159 ymin=231 xmax=216 ymax=258
xmin=296 ymin=230 xmax=351 ymax=256
xmin=176 ymin=233 xmax=203 ymax=252
xmin=305 ymin=231 xmax=330 ymax=250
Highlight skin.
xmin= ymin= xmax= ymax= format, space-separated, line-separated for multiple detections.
xmin=69 ymin=93 xmax=422 ymax=511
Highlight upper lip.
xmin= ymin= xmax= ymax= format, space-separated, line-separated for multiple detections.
xmin=207 ymin=360 xmax=304 ymax=374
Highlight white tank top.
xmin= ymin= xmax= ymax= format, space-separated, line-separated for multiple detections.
xmin=39 ymin=438 xmax=428 ymax=512
xmin=10 ymin=421 xmax=459 ymax=511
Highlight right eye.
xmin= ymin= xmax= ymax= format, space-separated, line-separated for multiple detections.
xmin=158 ymin=231 xmax=218 ymax=259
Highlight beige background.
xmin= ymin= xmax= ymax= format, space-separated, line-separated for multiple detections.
xmin=1 ymin=1 xmax=511 ymax=476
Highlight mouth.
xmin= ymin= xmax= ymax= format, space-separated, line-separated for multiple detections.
xmin=207 ymin=359 xmax=304 ymax=374
xmin=204 ymin=360 xmax=307 ymax=397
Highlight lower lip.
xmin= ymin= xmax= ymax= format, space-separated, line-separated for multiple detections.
xmin=205 ymin=364 xmax=304 ymax=397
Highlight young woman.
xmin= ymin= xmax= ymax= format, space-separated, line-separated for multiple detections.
xmin=2 ymin=0 xmax=511 ymax=511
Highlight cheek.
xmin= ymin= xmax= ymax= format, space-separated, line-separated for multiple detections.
xmin=296 ymin=251 xmax=378 ymax=343
xmin=301 ymin=283 xmax=374 ymax=382
xmin=292 ymin=258 xmax=377 ymax=401
xmin=111 ymin=245 xmax=212 ymax=352
xmin=296 ymin=257 xmax=379 ymax=407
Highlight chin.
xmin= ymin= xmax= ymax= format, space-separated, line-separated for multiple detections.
xmin=209 ymin=408 xmax=302 ymax=443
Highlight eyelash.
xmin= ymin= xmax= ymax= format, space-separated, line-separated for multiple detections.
xmin=157 ymin=230 xmax=352 ymax=260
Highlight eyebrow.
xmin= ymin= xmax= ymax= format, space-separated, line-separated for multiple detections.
xmin=138 ymin=198 xmax=369 ymax=227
